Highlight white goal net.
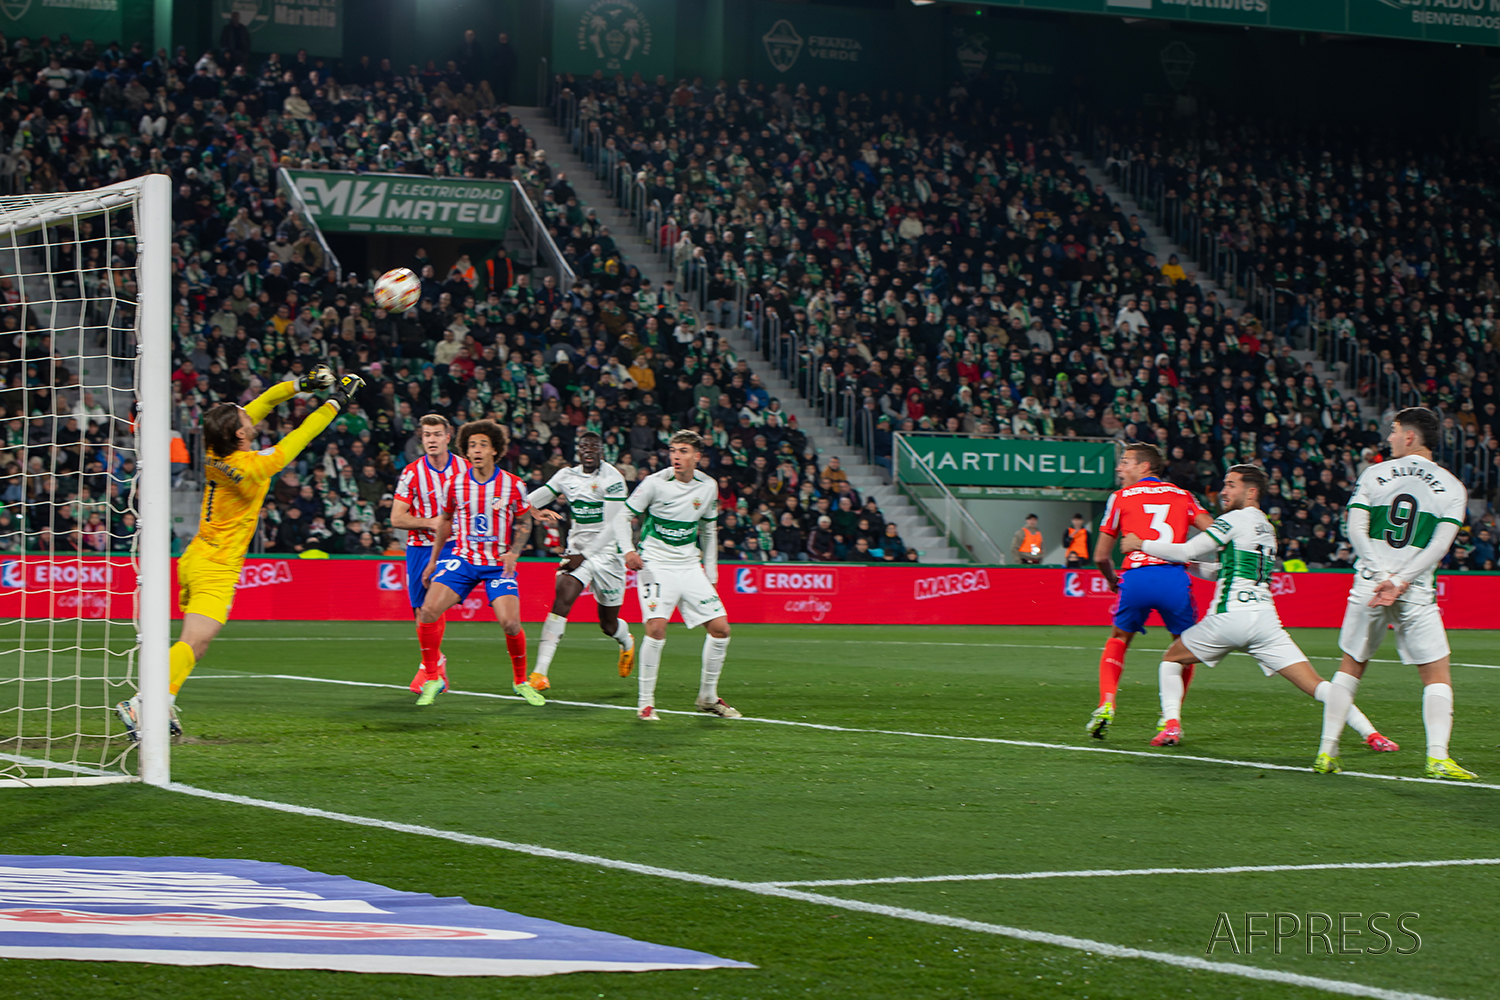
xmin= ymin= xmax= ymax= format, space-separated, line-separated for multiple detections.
xmin=0 ymin=176 xmax=171 ymax=787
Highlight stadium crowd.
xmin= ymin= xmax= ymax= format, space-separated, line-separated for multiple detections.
xmin=560 ymin=71 xmax=1498 ymax=569
xmin=1092 ymin=117 xmax=1500 ymax=567
xmin=0 ymin=23 xmax=1493 ymax=570
xmin=0 ymin=31 xmax=914 ymax=562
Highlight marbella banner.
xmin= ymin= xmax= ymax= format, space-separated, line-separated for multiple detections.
xmin=0 ymin=854 xmax=751 ymax=975
xmin=551 ymin=0 xmax=676 ymax=80
xmin=285 ymin=170 xmax=513 ymax=239
xmin=214 ymin=0 xmax=345 ymax=58
xmin=897 ymin=435 xmax=1117 ymax=490
xmin=2 ymin=556 xmax=1496 ymax=629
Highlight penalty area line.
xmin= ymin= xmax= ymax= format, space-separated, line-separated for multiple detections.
xmin=162 ymin=781 xmax=1455 ymax=1000
xmin=767 ymin=856 xmax=1500 ymax=888
xmin=189 ymin=671 xmax=1500 ymax=792
xmin=203 ymin=635 xmax=1500 ymax=670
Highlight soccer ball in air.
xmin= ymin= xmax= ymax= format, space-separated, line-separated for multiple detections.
xmin=373 ymin=267 xmax=421 ymax=313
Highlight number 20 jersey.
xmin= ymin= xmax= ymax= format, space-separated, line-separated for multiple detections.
xmin=444 ymin=467 xmax=532 ymax=566
xmin=1347 ymin=456 xmax=1465 ymax=604
xmin=1100 ymin=477 xmax=1207 ymax=572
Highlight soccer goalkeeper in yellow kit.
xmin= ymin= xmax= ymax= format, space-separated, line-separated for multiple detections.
xmin=116 ymin=367 xmax=365 ymax=738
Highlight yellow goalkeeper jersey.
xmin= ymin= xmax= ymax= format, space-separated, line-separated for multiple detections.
xmin=190 ymin=380 xmax=338 ymax=567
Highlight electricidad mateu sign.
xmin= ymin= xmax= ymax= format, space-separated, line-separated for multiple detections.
xmin=898 ymin=435 xmax=1116 ymax=489
xmin=286 ymin=170 xmax=514 ymax=238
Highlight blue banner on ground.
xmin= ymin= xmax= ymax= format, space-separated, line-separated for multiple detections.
xmin=0 ymin=855 xmax=753 ymax=976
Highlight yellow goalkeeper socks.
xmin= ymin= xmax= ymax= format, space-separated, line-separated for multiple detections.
xmin=168 ymin=641 xmax=197 ymax=696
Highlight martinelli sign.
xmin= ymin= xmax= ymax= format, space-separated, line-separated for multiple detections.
xmin=285 ymin=171 xmax=514 ymax=238
xmin=898 ymin=435 xmax=1117 ymax=490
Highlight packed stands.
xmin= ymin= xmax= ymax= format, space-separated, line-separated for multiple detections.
xmin=554 ymin=75 xmax=1497 ymax=569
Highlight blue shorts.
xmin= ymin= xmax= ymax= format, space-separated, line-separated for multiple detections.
xmin=430 ymin=554 xmax=520 ymax=605
xmin=1113 ymin=564 xmax=1196 ymax=635
xmin=406 ymin=542 xmax=456 ymax=609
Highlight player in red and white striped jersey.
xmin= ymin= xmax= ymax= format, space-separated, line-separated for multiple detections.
xmin=392 ymin=414 xmax=470 ymax=695
xmin=412 ymin=420 xmax=558 ymax=707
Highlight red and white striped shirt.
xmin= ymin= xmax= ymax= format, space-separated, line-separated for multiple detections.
xmin=444 ymin=467 xmax=531 ymax=566
xmin=395 ymin=453 xmax=472 ymax=547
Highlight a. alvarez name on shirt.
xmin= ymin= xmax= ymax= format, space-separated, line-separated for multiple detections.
xmin=1376 ymin=464 xmax=1447 ymax=492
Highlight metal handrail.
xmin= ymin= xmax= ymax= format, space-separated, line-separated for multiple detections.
xmin=893 ymin=434 xmax=1009 ymax=565
xmin=509 ymin=180 xmax=575 ymax=288
xmin=276 ymin=167 xmax=342 ymax=282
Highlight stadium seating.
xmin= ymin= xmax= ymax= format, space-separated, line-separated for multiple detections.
xmin=4 ymin=30 xmax=1492 ymax=568
xmin=554 ymin=75 xmax=1497 ymax=569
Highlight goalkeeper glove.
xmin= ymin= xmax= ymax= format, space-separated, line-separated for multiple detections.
xmin=330 ymin=372 xmax=366 ymax=410
xmin=297 ymin=364 xmax=335 ymax=393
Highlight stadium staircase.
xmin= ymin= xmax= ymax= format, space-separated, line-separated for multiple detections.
xmin=1080 ymin=162 xmax=1375 ymax=426
xmin=511 ymin=106 xmax=962 ymax=563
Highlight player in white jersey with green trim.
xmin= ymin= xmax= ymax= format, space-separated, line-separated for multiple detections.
xmin=1122 ymin=465 xmax=1392 ymax=751
xmin=1317 ymin=408 xmax=1475 ymax=780
xmin=611 ymin=429 xmax=738 ymax=721
xmin=524 ymin=431 xmax=636 ymax=691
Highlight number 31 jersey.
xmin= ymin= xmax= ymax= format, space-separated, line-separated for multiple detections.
xmin=1100 ymin=477 xmax=1207 ymax=571
xmin=1347 ymin=456 xmax=1466 ymax=604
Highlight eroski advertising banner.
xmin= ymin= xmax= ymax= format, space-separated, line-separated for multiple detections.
xmin=0 ymin=855 xmax=751 ymax=976
xmin=1 ymin=556 xmax=1496 ymax=629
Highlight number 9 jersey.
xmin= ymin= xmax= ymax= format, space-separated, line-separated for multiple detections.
xmin=1346 ymin=455 xmax=1466 ymax=605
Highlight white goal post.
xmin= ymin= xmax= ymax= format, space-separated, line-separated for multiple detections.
xmin=0 ymin=174 xmax=171 ymax=788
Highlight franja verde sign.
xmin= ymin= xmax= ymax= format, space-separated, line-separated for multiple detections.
xmin=898 ymin=436 xmax=1117 ymax=489
xmin=286 ymin=171 xmax=513 ymax=238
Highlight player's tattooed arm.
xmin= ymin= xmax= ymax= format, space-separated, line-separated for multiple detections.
xmin=504 ymin=509 xmax=535 ymax=574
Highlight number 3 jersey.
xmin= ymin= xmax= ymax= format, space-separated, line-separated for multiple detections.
xmin=1346 ymin=456 xmax=1466 ymax=605
xmin=1201 ymin=507 xmax=1280 ymax=614
xmin=444 ymin=467 xmax=532 ymax=566
xmin=1100 ymin=477 xmax=1207 ymax=571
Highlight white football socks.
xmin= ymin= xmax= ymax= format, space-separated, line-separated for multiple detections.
xmin=1313 ymin=681 xmax=1376 ymax=739
xmin=1319 ymin=672 xmax=1360 ymax=756
xmin=611 ymin=617 xmax=634 ymax=650
xmin=638 ymin=636 xmax=665 ymax=710
xmin=533 ymin=613 xmax=566 ymax=676
xmin=700 ymin=636 xmax=730 ymax=702
xmin=1423 ymin=682 xmax=1454 ymax=760
xmin=1158 ymin=661 xmax=1184 ymax=722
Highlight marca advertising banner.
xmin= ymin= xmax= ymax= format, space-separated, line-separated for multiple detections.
xmin=3 ymin=556 xmax=1496 ymax=629
xmin=0 ymin=854 xmax=751 ymax=975
xmin=752 ymin=1 xmax=884 ymax=92
xmin=285 ymin=170 xmax=513 ymax=239
xmin=552 ymin=0 xmax=676 ymax=80
xmin=897 ymin=435 xmax=1117 ymax=490
xmin=972 ymin=0 xmax=1500 ymax=48
xmin=215 ymin=0 xmax=344 ymax=58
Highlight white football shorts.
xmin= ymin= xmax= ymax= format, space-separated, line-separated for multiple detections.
xmin=636 ymin=563 xmax=726 ymax=628
xmin=1338 ymin=589 xmax=1450 ymax=665
xmin=566 ymin=552 xmax=626 ymax=607
xmin=1180 ymin=609 xmax=1308 ymax=676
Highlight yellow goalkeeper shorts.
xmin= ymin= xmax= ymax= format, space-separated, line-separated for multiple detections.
xmin=177 ymin=545 xmax=239 ymax=624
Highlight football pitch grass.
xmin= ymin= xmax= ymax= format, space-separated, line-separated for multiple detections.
xmin=3 ymin=621 xmax=1500 ymax=999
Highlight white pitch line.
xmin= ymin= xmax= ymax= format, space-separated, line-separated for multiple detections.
xmin=187 ymin=671 xmax=1500 ymax=792
xmin=767 ymin=857 xmax=1500 ymax=888
xmin=161 ymin=782 xmax=1455 ymax=1000
xmin=203 ymin=636 xmax=1500 ymax=670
